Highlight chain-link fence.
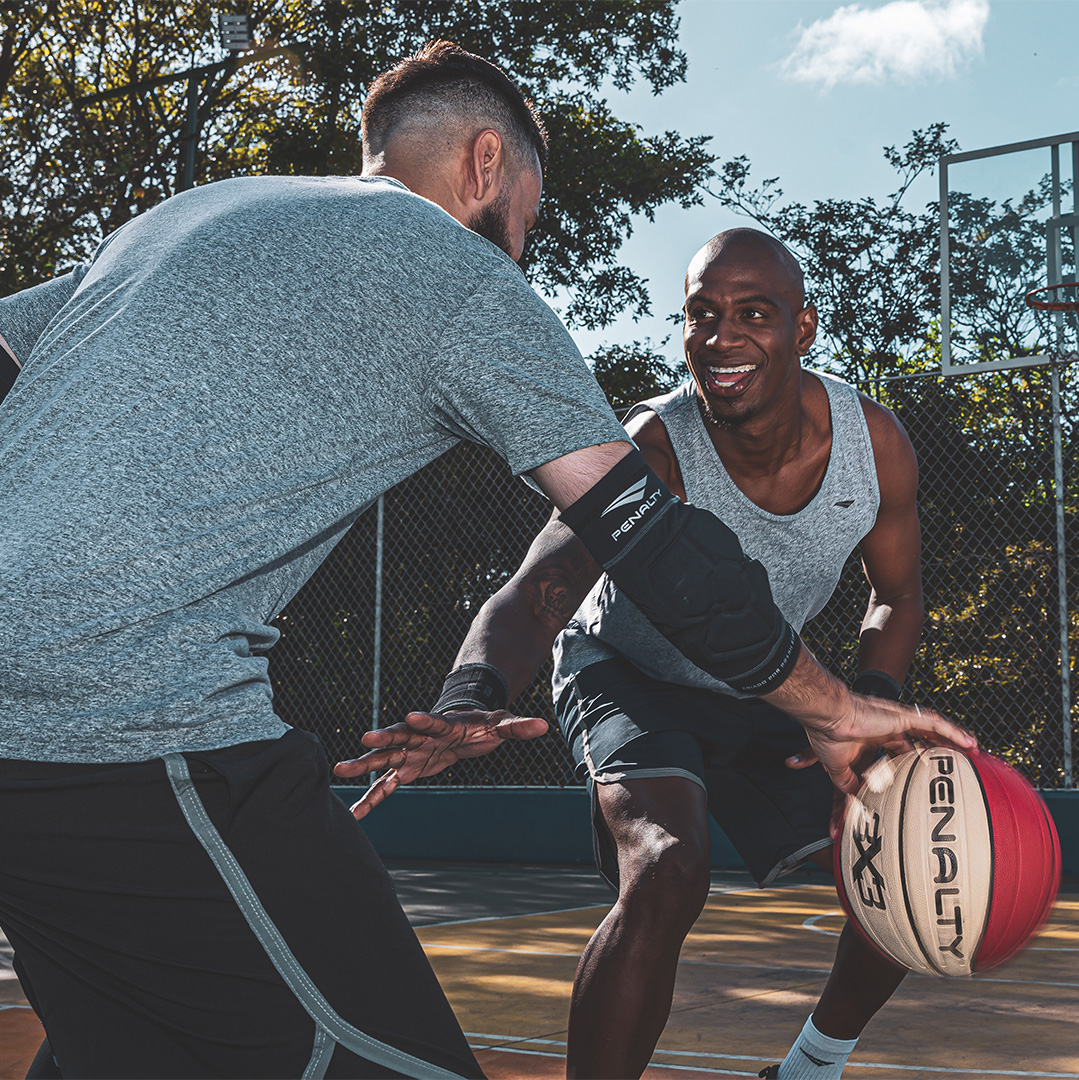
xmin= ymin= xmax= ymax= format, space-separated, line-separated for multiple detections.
xmin=270 ymin=362 xmax=1079 ymax=790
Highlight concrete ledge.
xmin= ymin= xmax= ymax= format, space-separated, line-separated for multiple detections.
xmin=335 ymin=785 xmax=749 ymax=869
xmin=1043 ymin=790 xmax=1079 ymax=878
xmin=335 ymin=786 xmax=1079 ymax=879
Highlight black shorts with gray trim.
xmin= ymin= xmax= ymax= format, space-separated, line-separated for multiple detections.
xmin=556 ymin=656 xmax=835 ymax=888
xmin=0 ymin=728 xmax=482 ymax=1080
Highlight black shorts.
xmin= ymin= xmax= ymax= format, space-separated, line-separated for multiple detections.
xmin=0 ymin=728 xmax=482 ymax=1079
xmin=556 ymin=657 xmax=835 ymax=888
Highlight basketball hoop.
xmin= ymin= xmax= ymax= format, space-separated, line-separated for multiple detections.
xmin=1024 ymin=282 xmax=1079 ymax=312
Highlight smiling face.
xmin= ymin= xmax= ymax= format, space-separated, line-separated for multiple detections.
xmin=682 ymin=231 xmax=817 ymax=429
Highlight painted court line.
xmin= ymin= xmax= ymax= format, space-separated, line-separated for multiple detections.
xmin=419 ymin=903 xmax=608 ymax=928
xmin=427 ymin=941 xmax=1079 ymax=987
xmin=464 ymin=1034 xmax=1079 ymax=1079
xmin=468 ymin=1045 xmax=755 ymax=1077
xmin=419 ymin=881 xmax=766 ymax=928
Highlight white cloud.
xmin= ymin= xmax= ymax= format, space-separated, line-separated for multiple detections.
xmin=781 ymin=0 xmax=990 ymax=89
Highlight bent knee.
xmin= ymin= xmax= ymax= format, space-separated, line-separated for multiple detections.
xmin=617 ymin=827 xmax=711 ymax=920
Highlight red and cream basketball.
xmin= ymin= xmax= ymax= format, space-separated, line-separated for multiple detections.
xmin=835 ymin=746 xmax=1061 ymax=976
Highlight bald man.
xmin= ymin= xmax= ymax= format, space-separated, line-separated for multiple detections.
xmin=1 ymin=35 xmax=968 ymax=1076
xmin=350 ymin=229 xmax=924 ymax=1079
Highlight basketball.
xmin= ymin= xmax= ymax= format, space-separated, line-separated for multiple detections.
xmin=835 ymin=746 xmax=1061 ymax=977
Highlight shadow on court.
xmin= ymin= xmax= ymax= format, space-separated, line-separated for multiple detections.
xmin=2 ymin=862 xmax=1077 ymax=1079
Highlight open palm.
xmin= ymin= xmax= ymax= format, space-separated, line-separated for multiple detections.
xmin=334 ymin=709 xmax=548 ymax=819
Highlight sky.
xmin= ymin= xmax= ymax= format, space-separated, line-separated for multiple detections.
xmin=560 ymin=0 xmax=1079 ymax=364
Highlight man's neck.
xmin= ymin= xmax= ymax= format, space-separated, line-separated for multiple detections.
xmin=701 ymin=370 xmax=833 ymax=516
xmin=705 ymin=369 xmax=822 ymax=474
xmin=362 ymin=154 xmax=467 ymax=226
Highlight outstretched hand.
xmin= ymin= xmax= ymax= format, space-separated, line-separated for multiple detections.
xmin=334 ymin=710 xmax=548 ymax=819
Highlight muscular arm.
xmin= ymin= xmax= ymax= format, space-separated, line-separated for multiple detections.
xmin=341 ymin=402 xmax=971 ymax=805
xmin=456 ymin=411 xmax=681 ymax=700
xmin=454 ymin=518 xmax=600 ymax=700
xmin=856 ymin=398 xmax=924 ymax=685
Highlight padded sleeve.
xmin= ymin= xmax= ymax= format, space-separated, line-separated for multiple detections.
xmin=559 ymin=450 xmax=800 ymax=694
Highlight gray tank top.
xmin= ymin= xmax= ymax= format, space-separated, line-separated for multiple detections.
xmin=552 ymin=371 xmax=880 ymax=700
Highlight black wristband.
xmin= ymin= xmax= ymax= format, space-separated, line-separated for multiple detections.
xmin=432 ymin=663 xmax=509 ymax=714
xmin=852 ymin=669 xmax=902 ymax=701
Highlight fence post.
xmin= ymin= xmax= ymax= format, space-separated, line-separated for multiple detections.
xmin=1048 ymin=145 xmax=1074 ymax=788
xmin=1051 ymin=365 xmax=1073 ymax=788
xmin=372 ymin=494 xmax=385 ymax=732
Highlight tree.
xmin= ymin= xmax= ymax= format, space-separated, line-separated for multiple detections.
xmin=0 ymin=1 xmax=714 ymax=328
xmin=706 ymin=125 xmax=1077 ymax=784
xmin=588 ymin=338 xmax=682 ymax=413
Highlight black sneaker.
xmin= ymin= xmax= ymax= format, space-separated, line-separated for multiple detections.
xmin=758 ymin=1068 xmax=780 ymax=1079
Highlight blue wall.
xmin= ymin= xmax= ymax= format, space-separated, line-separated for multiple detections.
xmin=335 ymin=786 xmax=1079 ymax=879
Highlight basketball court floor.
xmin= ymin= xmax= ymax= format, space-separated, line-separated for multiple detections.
xmin=1 ymin=862 xmax=1076 ymax=1079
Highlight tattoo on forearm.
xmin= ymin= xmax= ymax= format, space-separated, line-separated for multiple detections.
xmin=521 ymin=527 xmax=601 ymax=628
xmin=534 ymin=575 xmax=576 ymax=622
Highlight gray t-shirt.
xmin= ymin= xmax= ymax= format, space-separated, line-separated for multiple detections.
xmin=0 ymin=175 xmax=626 ymax=763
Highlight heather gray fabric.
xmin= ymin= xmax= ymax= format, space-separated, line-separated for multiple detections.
xmin=0 ymin=175 xmax=626 ymax=763
xmin=553 ymin=373 xmax=880 ymax=700
xmin=0 ymin=264 xmax=91 ymax=366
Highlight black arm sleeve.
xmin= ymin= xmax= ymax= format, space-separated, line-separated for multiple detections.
xmin=559 ymin=450 xmax=800 ymax=694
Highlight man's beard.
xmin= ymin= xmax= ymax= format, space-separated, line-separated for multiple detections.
xmin=467 ymin=188 xmax=513 ymax=258
xmin=698 ymin=395 xmax=751 ymax=430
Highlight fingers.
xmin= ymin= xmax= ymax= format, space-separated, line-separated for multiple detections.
xmin=334 ymin=747 xmax=408 ymax=778
xmin=348 ymin=770 xmax=400 ymax=820
xmin=829 ymin=762 xmax=860 ymax=796
xmin=360 ymin=727 xmax=431 ymax=750
xmin=492 ymin=716 xmax=548 ymax=741
xmin=902 ymin=704 xmax=977 ymax=750
xmin=785 ymin=747 xmax=818 ymax=769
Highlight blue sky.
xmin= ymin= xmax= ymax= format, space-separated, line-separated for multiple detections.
xmin=560 ymin=0 xmax=1079 ymax=364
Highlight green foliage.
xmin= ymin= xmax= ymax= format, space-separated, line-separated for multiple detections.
xmin=588 ymin=338 xmax=682 ymax=413
xmin=710 ymin=124 xmax=958 ymax=383
xmin=709 ymin=122 xmax=1079 ymax=783
xmin=0 ymin=0 xmax=714 ymax=326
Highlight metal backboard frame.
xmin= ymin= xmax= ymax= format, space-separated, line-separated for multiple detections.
xmin=940 ymin=129 xmax=1079 ymax=374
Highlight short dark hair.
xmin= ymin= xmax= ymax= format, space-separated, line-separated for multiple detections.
xmin=362 ymin=40 xmax=548 ymax=172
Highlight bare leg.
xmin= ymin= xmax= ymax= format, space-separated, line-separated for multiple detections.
xmin=566 ymin=776 xmax=711 ymax=1080
xmin=806 ymin=847 xmax=907 ymax=1040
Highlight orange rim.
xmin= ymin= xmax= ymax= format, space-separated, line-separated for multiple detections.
xmin=1025 ymin=283 xmax=1079 ymax=311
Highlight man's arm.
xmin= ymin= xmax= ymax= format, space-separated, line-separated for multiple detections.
xmin=340 ymin=420 xmax=972 ymax=811
xmin=855 ymin=400 xmax=924 ymax=688
xmin=455 ymin=409 xmax=679 ymax=697
xmin=453 ymin=516 xmax=601 ymax=700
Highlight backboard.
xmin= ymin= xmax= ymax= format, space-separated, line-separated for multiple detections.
xmin=940 ymin=131 xmax=1079 ymax=372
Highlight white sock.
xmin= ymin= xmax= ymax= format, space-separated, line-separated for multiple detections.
xmin=777 ymin=1015 xmax=858 ymax=1079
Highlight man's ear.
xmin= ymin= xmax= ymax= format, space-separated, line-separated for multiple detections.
xmin=466 ymin=129 xmax=505 ymax=203
xmin=796 ymin=303 xmax=819 ymax=355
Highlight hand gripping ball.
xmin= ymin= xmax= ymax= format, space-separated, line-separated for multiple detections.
xmin=835 ymin=746 xmax=1061 ymax=976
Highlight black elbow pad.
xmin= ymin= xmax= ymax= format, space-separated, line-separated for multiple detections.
xmin=560 ymin=451 xmax=799 ymax=694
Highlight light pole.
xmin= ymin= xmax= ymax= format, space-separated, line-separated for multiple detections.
xmin=74 ymin=15 xmax=301 ymax=192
